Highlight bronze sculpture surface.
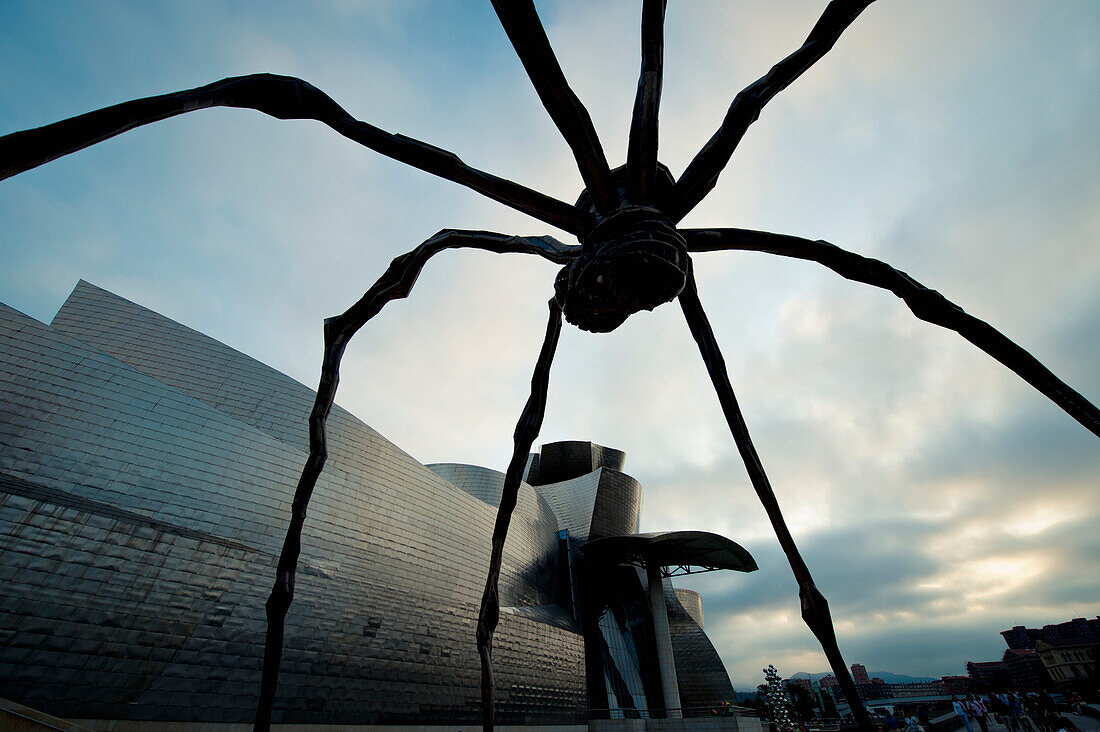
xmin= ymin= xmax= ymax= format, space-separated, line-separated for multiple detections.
xmin=2 ymin=2 xmax=1097 ymax=730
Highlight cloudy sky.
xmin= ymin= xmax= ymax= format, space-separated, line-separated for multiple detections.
xmin=2 ymin=1 xmax=1098 ymax=689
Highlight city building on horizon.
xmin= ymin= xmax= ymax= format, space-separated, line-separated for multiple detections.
xmin=802 ymin=615 xmax=1100 ymax=703
xmin=1001 ymin=617 xmax=1100 ymax=650
xmin=1034 ymin=639 xmax=1098 ymax=687
xmin=961 ymin=615 xmax=1100 ymax=694
xmin=851 ymin=664 xmax=870 ymax=685
xmin=1001 ymin=649 xmax=1046 ymax=691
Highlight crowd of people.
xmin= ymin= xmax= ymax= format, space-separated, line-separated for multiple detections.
xmin=825 ymin=688 xmax=1088 ymax=732
xmin=874 ymin=709 xmax=926 ymax=732
xmin=948 ymin=690 xmax=1082 ymax=732
xmin=758 ymin=685 xmax=1092 ymax=732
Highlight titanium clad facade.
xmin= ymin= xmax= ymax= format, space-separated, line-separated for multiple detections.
xmin=426 ymin=462 xmax=565 ymax=610
xmin=674 ymin=588 xmax=704 ymax=629
xmin=0 ymin=281 xmax=743 ymax=724
xmin=530 ymin=441 xmax=626 ymax=485
xmin=527 ymin=471 xmax=605 ymax=541
xmin=665 ymin=583 xmax=735 ymax=711
xmin=0 ymin=284 xmax=585 ymax=725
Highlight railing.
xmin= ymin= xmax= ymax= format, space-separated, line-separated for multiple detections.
xmin=759 ymin=721 xmax=845 ymax=732
xmin=588 ymin=705 xmax=760 ymax=719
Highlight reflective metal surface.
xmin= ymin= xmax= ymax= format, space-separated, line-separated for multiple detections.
xmin=0 ymin=281 xmax=744 ymax=724
xmin=0 ymin=282 xmax=585 ymax=724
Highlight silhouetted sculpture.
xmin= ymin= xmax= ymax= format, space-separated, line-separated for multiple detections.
xmin=2 ymin=2 xmax=1097 ymax=731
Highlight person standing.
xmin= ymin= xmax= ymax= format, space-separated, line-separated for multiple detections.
xmin=997 ymin=693 xmax=1019 ymax=732
xmin=1009 ymin=692 xmax=1033 ymax=732
xmin=954 ymin=695 xmax=975 ymax=732
xmin=1037 ymin=691 xmax=1059 ymax=732
xmin=966 ymin=694 xmax=989 ymax=732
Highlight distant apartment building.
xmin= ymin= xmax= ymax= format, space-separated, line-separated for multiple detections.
xmin=963 ymin=617 xmax=1100 ymax=695
xmin=1001 ymin=648 xmax=1047 ymax=691
xmin=851 ymin=664 xmax=870 ymax=685
xmin=941 ymin=676 xmax=971 ymax=695
xmin=1002 ymin=626 xmax=1043 ymax=651
xmin=1035 ymin=639 xmax=1098 ymax=689
xmin=815 ymin=669 xmax=889 ymax=702
xmin=818 ymin=675 xmax=841 ymax=702
xmin=967 ymin=660 xmax=1011 ymax=691
xmin=857 ymin=680 xmax=890 ymax=701
xmin=1001 ymin=618 xmax=1100 ymax=650
xmin=889 ymin=681 xmax=945 ymax=699
xmin=788 ymin=677 xmax=814 ymax=694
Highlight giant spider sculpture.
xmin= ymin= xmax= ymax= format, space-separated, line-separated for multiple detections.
xmin=2 ymin=1 xmax=1098 ymax=730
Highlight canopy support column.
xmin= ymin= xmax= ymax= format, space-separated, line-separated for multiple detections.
xmin=646 ymin=562 xmax=681 ymax=718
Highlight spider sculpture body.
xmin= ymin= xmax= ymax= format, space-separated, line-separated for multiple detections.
xmin=559 ymin=183 xmax=689 ymax=331
xmin=2 ymin=2 xmax=1098 ymax=731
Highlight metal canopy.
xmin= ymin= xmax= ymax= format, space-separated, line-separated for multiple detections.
xmin=580 ymin=530 xmax=758 ymax=575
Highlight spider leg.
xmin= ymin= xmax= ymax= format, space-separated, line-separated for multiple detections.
xmin=677 ymin=262 xmax=874 ymax=732
xmin=0 ymin=74 xmax=592 ymax=235
xmin=491 ymin=0 xmax=618 ymax=213
xmin=668 ymin=0 xmax=876 ymax=222
xmin=683 ymin=227 xmax=1100 ymax=437
xmin=253 ymin=232 xmax=576 ymax=732
xmin=477 ymin=297 xmax=563 ymax=732
xmin=626 ymin=0 xmax=667 ymax=205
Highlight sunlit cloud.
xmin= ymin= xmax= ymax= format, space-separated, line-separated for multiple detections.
xmin=1002 ymin=501 xmax=1084 ymax=538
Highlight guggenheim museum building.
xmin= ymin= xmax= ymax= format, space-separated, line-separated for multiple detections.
xmin=0 ymin=280 xmax=759 ymax=727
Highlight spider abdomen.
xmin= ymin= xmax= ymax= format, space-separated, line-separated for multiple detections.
xmin=555 ymin=205 xmax=688 ymax=333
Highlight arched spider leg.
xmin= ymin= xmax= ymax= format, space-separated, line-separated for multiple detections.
xmin=253 ymin=231 xmax=576 ymax=732
xmin=491 ymin=0 xmax=618 ymax=214
xmin=477 ymin=298 xmax=563 ymax=732
xmin=677 ymin=262 xmax=874 ymax=732
xmin=683 ymin=227 xmax=1100 ymax=437
xmin=0 ymin=74 xmax=592 ymax=235
xmin=669 ymin=0 xmax=876 ymax=222
xmin=626 ymin=0 xmax=667 ymax=205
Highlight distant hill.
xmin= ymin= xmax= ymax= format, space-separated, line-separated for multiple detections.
xmin=788 ymin=671 xmax=937 ymax=684
xmin=736 ymin=670 xmax=938 ymax=695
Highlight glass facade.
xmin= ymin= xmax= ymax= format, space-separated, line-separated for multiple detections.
xmin=594 ymin=569 xmax=657 ymax=718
